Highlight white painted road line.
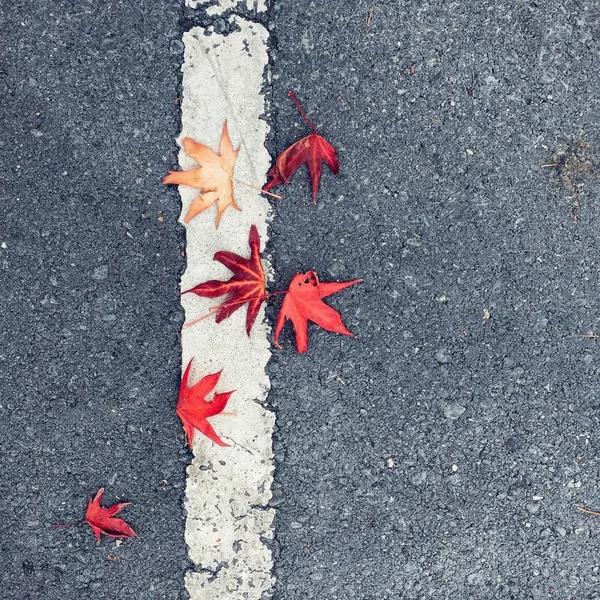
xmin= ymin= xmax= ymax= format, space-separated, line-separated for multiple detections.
xmin=186 ymin=0 xmax=268 ymax=13
xmin=176 ymin=16 xmax=273 ymax=600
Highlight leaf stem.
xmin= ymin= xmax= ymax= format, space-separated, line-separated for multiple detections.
xmin=182 ymin=312 xmax=215 ymax=329
xmin=577 ymin=505 xmax=600 ymax=516
xmin=51 ymin=520 xmax=85 ymax=528
xmin=182 ymin=291 xmax=287 ymax=330
xmin=233 ymin=178 xmax=282 ymax=200
xmin=288 ymin=90 xmax=318 ymax=134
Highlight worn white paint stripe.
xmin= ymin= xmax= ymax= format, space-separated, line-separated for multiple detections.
xmin=177 ymin=18 xmax=273 ymax=600
xmin=186 ymin=0 xmax=268 ymax=14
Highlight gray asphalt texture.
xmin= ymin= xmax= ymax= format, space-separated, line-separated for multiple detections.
xmin=4 ymin=1 xmax=600 ymax=599
xmin=267 ymin=1 xmax=600 ymax=599
xmin=0 ymin=1 xmax=189 ymax=599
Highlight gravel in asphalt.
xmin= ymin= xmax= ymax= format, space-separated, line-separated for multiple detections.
xmin=0 ymin=2 xmax=189 ymax=598
xmin=4 ymin=1 xmax=600 ymax=599
xmin=267 ymin=2 xmax=600 ymax=598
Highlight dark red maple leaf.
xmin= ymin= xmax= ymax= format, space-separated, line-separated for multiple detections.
xmin=53 ymin=488 xmax=137 ymax=542
xmin=177 ymin=359 xmax=234 ymax=447
xmin=182 ymin=225 xmax=266 ymax=335
xmin=274 ymin=270 xmax=361 ymax=354
xmin=263 ymin=91 xmax=339 ymax=203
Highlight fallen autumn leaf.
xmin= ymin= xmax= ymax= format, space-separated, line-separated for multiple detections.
xmin=177 ymin=359 xmax=234 ymax=447
xmin=263 ymin=91 xmax=339 ymax=203
xmin=163 ymin=121 xmax=240 ymax=228
xmin=274 ymin=270 xmax=361 ymax=353
xmin=52 ymin=487 xmax=137 ymax=542
xmin=182 ymin=225 xmax=266 ymax=335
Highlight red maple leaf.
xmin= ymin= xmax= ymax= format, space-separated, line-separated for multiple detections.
xmin=274 ymin=270 xmax=361 ymax=353
xmin=85 ymin=488 xmax=137 ymax=541
xmin=53 ymin=488 xmax=137 ymax=542
xmin=263 ymin=91 xmax=339 ymax=203
xmin=182 ymin=225 xmax=266 ymax=335
xmin=177 ymin=359 xmax=234 ymax=447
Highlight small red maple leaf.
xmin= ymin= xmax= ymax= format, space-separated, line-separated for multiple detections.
xmin=177 ymin=359 xmax=234 ymax=447
xmin=182 ymin=225 xmax=266 ymax=335
xmin=53 ymin=488 xmax=137 ymax=542
xmin=85 ymin=488 xmax=137 ymax=541
xmin=263 ymin=91 xmax=339 ymax=203
xmin=274 ymin=270 xmax=361 ymax=353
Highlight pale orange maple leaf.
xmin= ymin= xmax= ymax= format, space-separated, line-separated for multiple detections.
xmin=163 ymin=121 xmax=240 ymax=228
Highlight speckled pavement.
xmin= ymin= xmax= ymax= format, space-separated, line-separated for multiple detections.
xmin=3 ymin=1 xmax=600 ymax=599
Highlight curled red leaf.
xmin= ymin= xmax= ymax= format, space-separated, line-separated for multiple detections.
xmin=263 ymin=92 xmax=339 ymax=203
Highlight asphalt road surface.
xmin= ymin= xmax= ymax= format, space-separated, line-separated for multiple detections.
xmin=268 ymin=1 xmax=600 ymax=599
xmin=0 ymin=1 xmax=188 ymax=598
xmin=3 ymin=1 xmax=600 ymax=599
